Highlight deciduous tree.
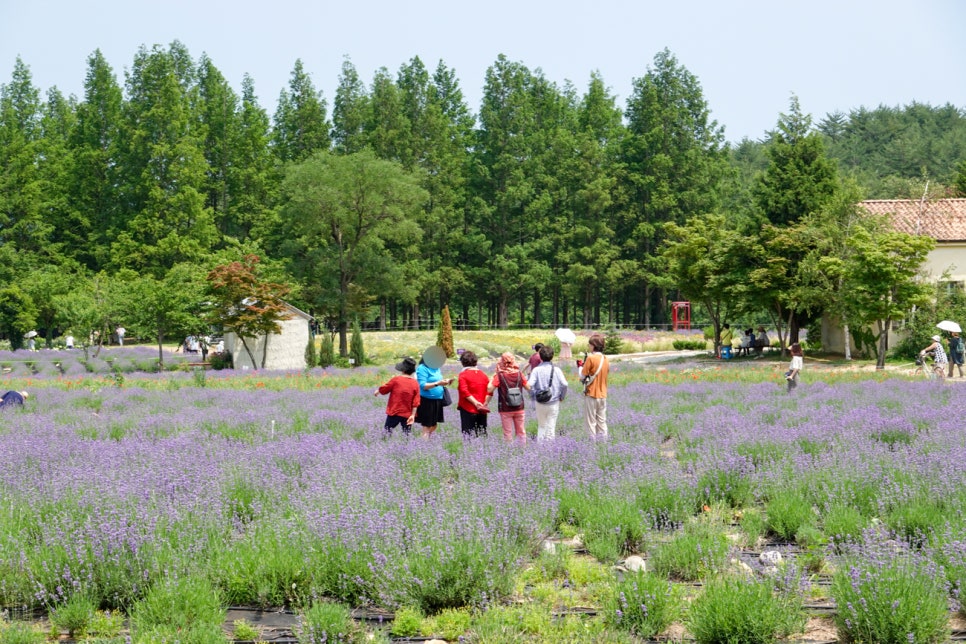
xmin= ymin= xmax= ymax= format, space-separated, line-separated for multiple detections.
xmin=207 ymin=255 xmax=292 ymax=369
xmin=280 ymin=150 xmax=426 ymax=355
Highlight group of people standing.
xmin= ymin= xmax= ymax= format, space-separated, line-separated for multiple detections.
xmin=374 ymin=333 xmax=610 ymax=442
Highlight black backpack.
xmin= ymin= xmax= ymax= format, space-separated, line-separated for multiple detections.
xmin=534 ymin=365 xmax=554 ymax=403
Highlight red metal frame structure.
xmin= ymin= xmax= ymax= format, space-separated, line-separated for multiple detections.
xmin=671 ymin=301 xmax=691 ymax=332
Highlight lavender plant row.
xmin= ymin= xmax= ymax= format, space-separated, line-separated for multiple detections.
xmin=2 ymin=371 xmax=966 ymax=619
xmin=0 ymin=346 xmax=193 ymax=377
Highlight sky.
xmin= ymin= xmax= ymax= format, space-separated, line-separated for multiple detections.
xmin=1 ymin=0 xmax=964 ymax=143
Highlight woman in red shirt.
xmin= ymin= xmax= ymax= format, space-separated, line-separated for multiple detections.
xmin=457 ymin=351 xmax=490 ymax=437
xmin=374 ymin=357 xmax=421 ymax=435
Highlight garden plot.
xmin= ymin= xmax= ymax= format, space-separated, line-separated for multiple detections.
xmin=1 ymin=364 xmax=965 ymax=643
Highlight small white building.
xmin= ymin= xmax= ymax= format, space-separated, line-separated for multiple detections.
xmin=225 ymin=302 xmax=313 ymax=370
xmin=823 ymin=198 xmax=966 ymax=355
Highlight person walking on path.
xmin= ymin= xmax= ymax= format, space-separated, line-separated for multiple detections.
xmin=580 ymin=333 xmax=609 ymax=439
xmin=948 ymin=331 xmax=965 ymax=377
xmin=374 ymin=357 xmax=420 ymax=436
xmin=785 ymin=343 xmax=804 ymax=392
xmin=921 ymin=335 xmax=948 ymax=378
xmin=484 ymin=352 xmax=530 ymax=443
xmin=528 ymin=345 xmax=568 ymax=441
xmin=415 ymin=357 xmax=453 ymax=440
xmin=116 ymin=326 xmax=126 ymax=346
xmin=456 ymin=350 xmax=490 ymax=437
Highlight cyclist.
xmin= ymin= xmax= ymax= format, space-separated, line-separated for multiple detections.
xmin=920 ymin=335 xmax=948 ymax=377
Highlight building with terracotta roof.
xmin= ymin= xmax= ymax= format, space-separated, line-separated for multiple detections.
xmin=862 ymin=198 xmax=966 ymax=285
xmin=823 ymin=198 xmax=966 ymax=355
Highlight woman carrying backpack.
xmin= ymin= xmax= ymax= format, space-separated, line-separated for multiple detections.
xmin=484 ymin=352 xmax=531 ymax=443
xmin=948 ymin=331 xmax=965 ymax=378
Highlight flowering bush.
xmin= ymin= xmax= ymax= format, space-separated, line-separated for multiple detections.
xmin=831 ymin=536 xmax=950 ymax=644
xmin=606 ymin=570 xmax=683 ymax=638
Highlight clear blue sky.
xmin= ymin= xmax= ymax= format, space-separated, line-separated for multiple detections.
xmin=2 ymin=0 xmax=964 ymax=143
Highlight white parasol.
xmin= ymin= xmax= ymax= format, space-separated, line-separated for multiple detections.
xmin=937 ymin=320 xmax=962 ymax=333
xmin=24 ymin=330 xmax=38 ymax=338
xmin=555 ymin=328 xmax=576 ymax=344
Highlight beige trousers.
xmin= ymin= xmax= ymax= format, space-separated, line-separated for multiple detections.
xmin=584 ymin=396 xmax=608 ymax=438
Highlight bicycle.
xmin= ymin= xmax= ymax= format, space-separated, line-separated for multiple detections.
xmin=914 ymin=354 xmax=946 ymax=380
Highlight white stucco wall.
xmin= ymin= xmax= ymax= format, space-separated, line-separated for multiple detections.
xmin=920 ymin=243 xmax=966 ymax=283
xmin=225 ymin=312 xmax=310 ymax=370
xmin=822 ymin=243 xmax=966 ymax=356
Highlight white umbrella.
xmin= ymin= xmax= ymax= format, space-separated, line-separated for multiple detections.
xmin=555 ymin=328 xmax=576 ymax=344
xmin=24 ymin=330 xmax=38 ymax=338
xmin=937 ymin=320 xmax=962 ymax=333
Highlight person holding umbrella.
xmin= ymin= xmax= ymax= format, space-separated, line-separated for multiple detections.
xmin=555 ymin=328 xmax=576 ymax=360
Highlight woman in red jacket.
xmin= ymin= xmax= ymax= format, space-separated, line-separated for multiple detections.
xmin=374 ymin=357 xmax=421 ymax=436
xmin=457 ymin=351 xmax=490 ymax=437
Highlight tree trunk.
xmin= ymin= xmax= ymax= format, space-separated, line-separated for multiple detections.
xmin=241 ymin=336 xmax=258 ymax=370
xmin=261 ymin=333 xmax=270 ymax=369
xmin=338 ymin=320 xmax=348 ymax=357
xmin=843 ymin=322 xmax=852 ymax=361
xmin=379 ymin=302 xmax=387 ymax=331
xmin=498 ymin=294 xmax=509 ymax=329
xmin=876 ymin=319 xmax=888 ymax=369
xmin=157 ymin=330 xmax=165 ymax=370
xmin=643 ymin=284 xmax=651 ymax=329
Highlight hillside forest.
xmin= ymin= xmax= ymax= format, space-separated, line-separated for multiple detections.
xmin=2 ymin=42 xmax=966 ymax=357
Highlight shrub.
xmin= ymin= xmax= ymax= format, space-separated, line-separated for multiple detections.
xmin=672 ymin=338 xmax=709 ymax=350
xmin=389 ymin=606 xmax=422 ymax=637
xmin=421 ymin=607 xmax=472 ymax=640
xmin=886 ymin=499 xmax=947 ymax=547
xmin=697 ymin=465 xmax=755 ymax=509
xmin=87 ymin=610 xmax=124 ymax=639
xmin=305 ymin=336 xmax=318 ymax=369
xmin=49 ymin=592 xmax=96 ymax=638
xmin=129 ymin=575 xmax=225 ymax=639
xmin=232 ymin=619 xmax=260 ymax=641
xmin=765 ymin=489 xmax=816 ymax=542
xmin=687 ymin=575 xmax=806 ymax=644
xmin=605 ymin=570 xmax=683 ymax=638
xmin=209 ymin=351 xmax=232 ymax=370
xmin=0 ymin=620 xmax=46 ymax=644
xmin=349 ymin=320 xmax=365 ymax=367
xmin=603 ymin=325 xmax=624 ymax=355
xmin=134 ymin=623 xmax=229 ymax=643
xmin=831 ymin=546 xmax=950 ymax=644
xmin=299 ymin=602 xmax=354 ymax=644
xmin=318 ymin=332 xmax=335 ymax=368
xmin=557 ymin=488 xmax=648 ymax=563
xmin=648 ymin=523 xmax=729 ymax=582
xmin=437 ymin=305 xmax=454 ymax=358
xmin=822 ymin=503 xmax=867 ymax=550
xmin=464 ymin=606 xmax=527 ymax=643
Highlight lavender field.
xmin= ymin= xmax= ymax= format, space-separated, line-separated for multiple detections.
xmin=1 ymin=354 xmax=965 ymax=643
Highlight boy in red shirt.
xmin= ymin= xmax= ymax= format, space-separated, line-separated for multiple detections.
xmin=375 ymin=357 xmax=420 ymax=435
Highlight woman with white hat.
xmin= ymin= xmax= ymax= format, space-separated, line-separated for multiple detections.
xmin=921 ymin=335 xmax=948 ymax=377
